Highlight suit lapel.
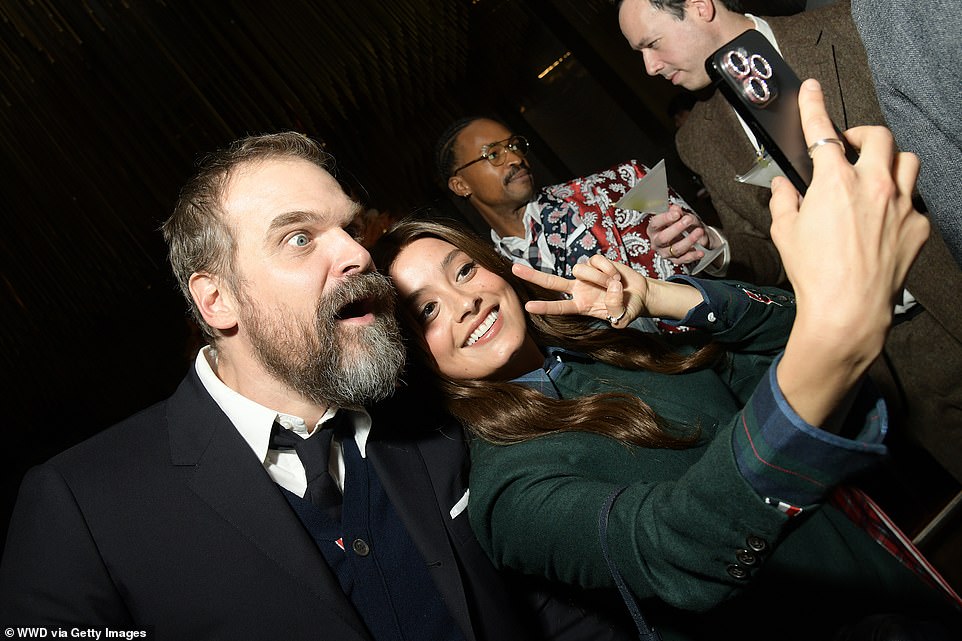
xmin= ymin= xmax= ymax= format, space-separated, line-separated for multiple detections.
xmin=770 ymin=15 xmax=846 ymax=127
xmin=700 ymin=96 xmax=759 ymax=177
xmin=165 ymin=370 xmax=371 ymax=639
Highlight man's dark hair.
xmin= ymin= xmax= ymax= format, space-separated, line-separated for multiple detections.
xmin=612 ymin=0 xmax=743 ymax=20
xmin=433 ymin=115 xmax=513 ymax=187
xmin=434 ymin=116 xmax=481 ymax=186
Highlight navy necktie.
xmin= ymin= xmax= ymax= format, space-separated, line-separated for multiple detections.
xmin=270 ymin=413 xmax=349 ymax=507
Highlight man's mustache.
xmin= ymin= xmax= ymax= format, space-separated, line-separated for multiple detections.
xmin=318 ymin=271 xmax=396 ymax=326
xmin=503 ymin=162 xmax=530 ymax=185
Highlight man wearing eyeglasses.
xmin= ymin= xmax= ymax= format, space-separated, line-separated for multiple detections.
xmin=435 ymin=116 xmax=709 ymax=284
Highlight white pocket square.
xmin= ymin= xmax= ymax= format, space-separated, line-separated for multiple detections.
xmin=449 ymin=489 xmax=470 ymax=519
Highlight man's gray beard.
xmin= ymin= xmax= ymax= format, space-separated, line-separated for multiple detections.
xmin=241 ymin=272 xmax=406 ymax=408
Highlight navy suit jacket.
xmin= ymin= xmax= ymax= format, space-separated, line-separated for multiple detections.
xmin=0 ymin=367 xmax=633 ymax=640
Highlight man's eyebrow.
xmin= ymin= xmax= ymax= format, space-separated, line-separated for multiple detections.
xmin=266 ymin=201 xmax=362 ymax=236
xmin=344 ymin=200 xmax=363 ymax=224
xmin=266 ymin=210 xmax=323 ymax=236
xmin=401 ymin=247 xmax=464 ymax=309
xmin=482 ymin=136 xmax=511 ymax=149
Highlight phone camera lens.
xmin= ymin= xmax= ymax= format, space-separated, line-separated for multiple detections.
xmin=721 ymin=49 xmax=751 ymax=79
xmin=749 ymin=54 xmax=772 ymax=79
xmin=743 ymin=76 xmax=775 ymax=105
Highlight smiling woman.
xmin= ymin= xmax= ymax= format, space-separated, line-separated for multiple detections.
xmin=370 ymin=108 xmax=961 ymax=635
xmin=388 ymin=235 xmax=542 ymax=381
xmin=372 ymin=216 xmax=723 ymax=448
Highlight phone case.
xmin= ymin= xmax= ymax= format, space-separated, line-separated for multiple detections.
xmin=705 ymin=29 xmax=857 ymax=193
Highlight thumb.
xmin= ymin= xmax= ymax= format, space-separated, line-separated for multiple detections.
xmin=769 ymin=175 xmax=800 ymax=223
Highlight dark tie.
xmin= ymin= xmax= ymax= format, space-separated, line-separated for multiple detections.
xmin=270 ymin=413 xmax=348 ymax=507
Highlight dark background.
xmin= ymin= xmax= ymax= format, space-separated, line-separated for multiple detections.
xmin=16 ymin=1 xmax=959 ymax=593
xmin=6 ymin=0 xmax=777 ymax=539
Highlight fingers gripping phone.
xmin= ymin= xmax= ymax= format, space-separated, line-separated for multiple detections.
xmin=705 ymin=29 xmax=858 ymax=194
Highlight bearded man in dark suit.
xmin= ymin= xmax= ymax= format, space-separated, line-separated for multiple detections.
xmin=0 ymin=132 xmax=633 ymax=641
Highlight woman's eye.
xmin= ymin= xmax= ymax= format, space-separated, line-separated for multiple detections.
xmin=456 ymin=261 xmax=477 ymax=280
xmin=287 ymin=233 xmax=310 ymax=247
xmin=418 ymin=301 xmax=437 ymax=322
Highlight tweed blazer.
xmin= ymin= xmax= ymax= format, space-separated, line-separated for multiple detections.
xmin=852 ymin=0 xmax=962 ymax=267
xmin=677 ymin=0 xmax=882 ymax=286
xmin=676 ymin=0 xmax=962 ymax=481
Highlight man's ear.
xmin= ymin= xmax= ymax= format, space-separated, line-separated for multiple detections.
xmin=448 ymin=174 xmax=472 ymax=199
xmin=688 ymin=0 xmax=716 ymax=22
xmin=189 ymin=272 xmax=238 ymax=331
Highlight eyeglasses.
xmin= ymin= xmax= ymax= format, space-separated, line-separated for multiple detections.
xmin=453 ymin=135 xmax=529 ymax=174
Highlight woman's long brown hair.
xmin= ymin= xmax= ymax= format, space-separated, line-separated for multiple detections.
xmin=372 ymin=217 xmax=722 ymax=448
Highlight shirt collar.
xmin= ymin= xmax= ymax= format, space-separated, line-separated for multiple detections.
xmin=193 ymin=346 xmax=373 ymax=461
xmin=490 ymin=201 xmax=540 ymax=245
xmin=511 ymin=346 xmax=588 ymax=400
xmin=746 ymin=14 xmax=781 ymax=54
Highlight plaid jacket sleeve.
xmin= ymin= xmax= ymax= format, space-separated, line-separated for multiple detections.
xmin=665 ymin=276 xmax=888 ymax=508
xmin=732 ymin=355 xmax=887 ymax=509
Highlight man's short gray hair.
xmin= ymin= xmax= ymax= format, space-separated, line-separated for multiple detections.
xmin=162 ymin=132 xmax=333 ymax=344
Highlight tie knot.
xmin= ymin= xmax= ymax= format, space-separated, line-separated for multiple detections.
xmin=269 ymin=423 xmax=302 ymax=451
xmin=270 ymin=413 xmax=352 ymax=507
xmin=270 ymin=412 xmax=349 ymax=451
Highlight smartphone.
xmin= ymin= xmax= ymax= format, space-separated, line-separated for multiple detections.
xmin=705 ymin=29 xmax=858 ymax=193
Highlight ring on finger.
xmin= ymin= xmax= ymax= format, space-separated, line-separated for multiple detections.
xmin=806 ymin=137 xmax=845 ymax=158
xmin=668 ymin=244 xmax=677 ymax=258
xmin=606 ymin=308 xmax=627 ymax=326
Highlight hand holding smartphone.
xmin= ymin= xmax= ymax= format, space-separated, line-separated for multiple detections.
xmin=705 ymin=29 xmax=858 ymax=194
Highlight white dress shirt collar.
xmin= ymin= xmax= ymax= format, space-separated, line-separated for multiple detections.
xmin=193 ymin=346 xmax=373 ymax=495
xmin=746 ymin=15 xmax=780 ymax=54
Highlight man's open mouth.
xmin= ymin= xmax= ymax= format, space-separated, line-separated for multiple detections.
xmin=335 ymin=297 xmax=376 ymax=321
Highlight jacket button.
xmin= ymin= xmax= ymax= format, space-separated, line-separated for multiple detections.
xmin=727 ymin=564 xmax=749 ymax=580
xmin=352 ymin=538 xmax=371 ymax=556
xmin=746 ymin=535 xmax=768 ymax=552
xmin=735 ymin=549 xmax=757 ymax=566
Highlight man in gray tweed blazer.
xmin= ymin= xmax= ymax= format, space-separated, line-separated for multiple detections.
xmin=615 ymin=0 xmax=962 ymax=483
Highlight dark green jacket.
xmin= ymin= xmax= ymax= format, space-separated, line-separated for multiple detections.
xmin=469 ymin=279 xmax=951 ymax=640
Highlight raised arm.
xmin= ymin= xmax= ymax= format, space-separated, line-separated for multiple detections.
xmin=771 ymin=79 xmax=927 ymax=428
xmin=469 ymin=80 xmax=925 ymax=614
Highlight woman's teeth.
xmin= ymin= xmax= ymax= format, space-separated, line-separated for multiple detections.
xmin=466 ymin=309 xmax=499 ymax=346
